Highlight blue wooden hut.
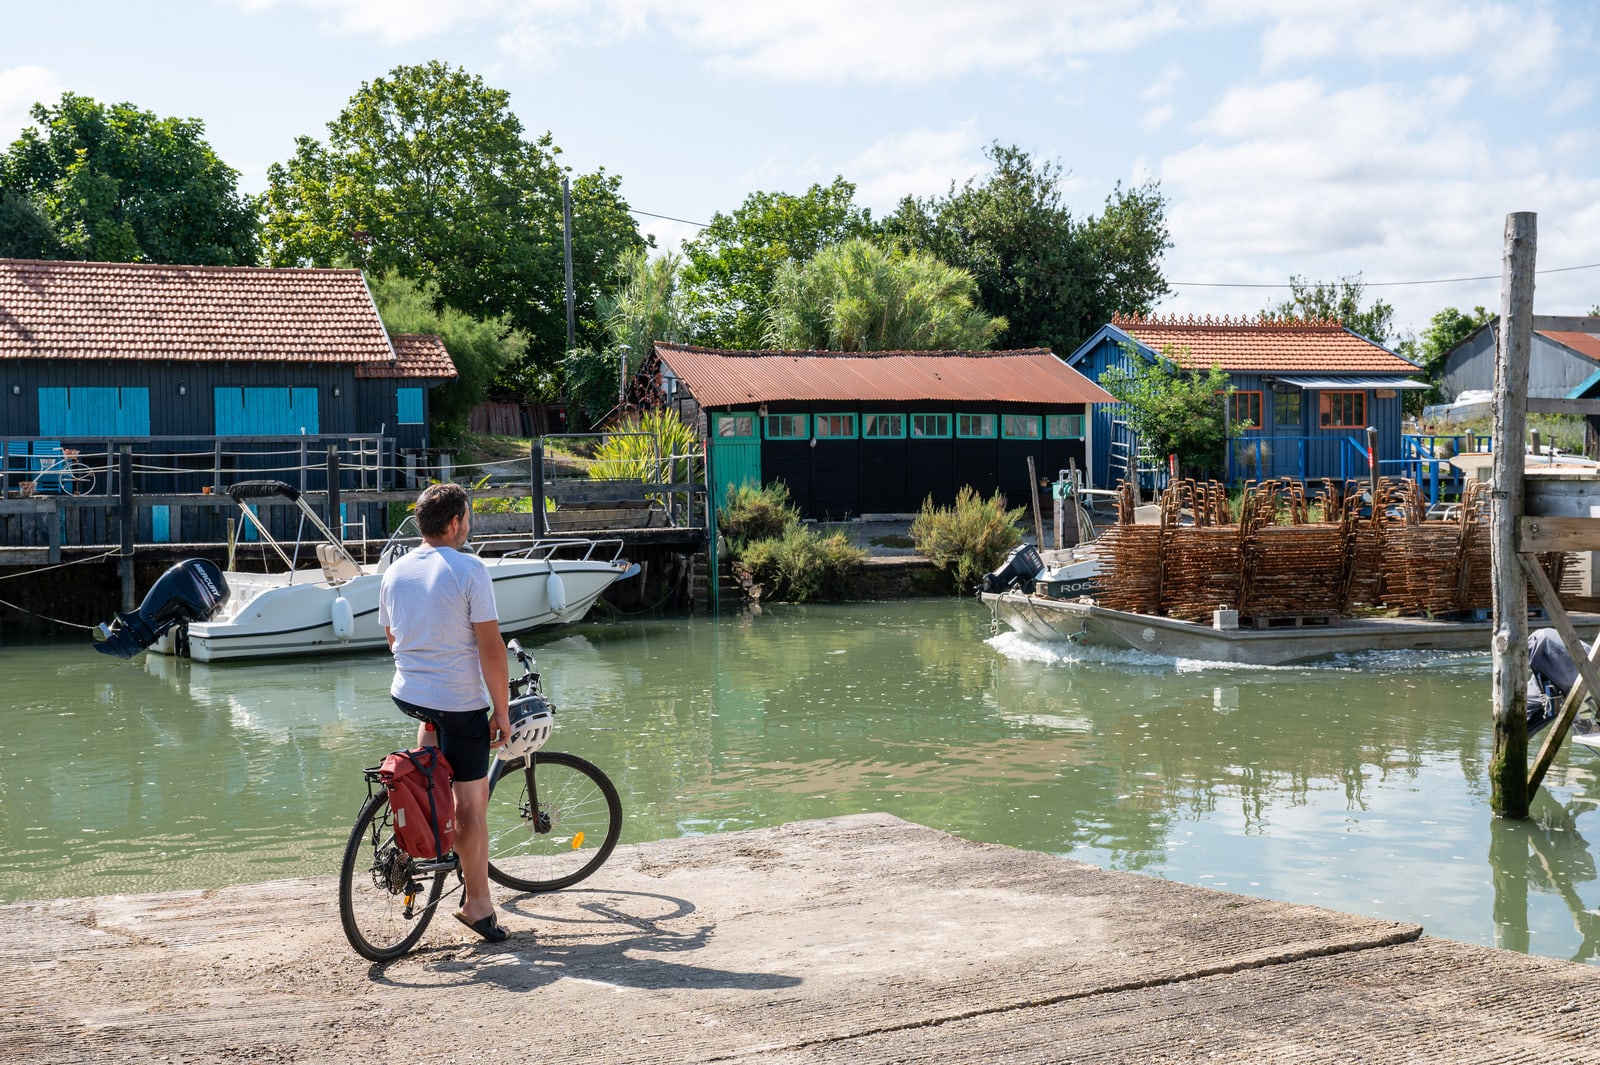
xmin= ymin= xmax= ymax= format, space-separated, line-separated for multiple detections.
xmin=1065 ymin=315 xmax=1427 ymax=489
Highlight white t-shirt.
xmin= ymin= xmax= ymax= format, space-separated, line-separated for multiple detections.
xmin=378 ymin=544 xmax=499 ymax=712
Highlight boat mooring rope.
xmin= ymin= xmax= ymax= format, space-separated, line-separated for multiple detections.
xmin=0 ymin=549 xmax=121 ymax=631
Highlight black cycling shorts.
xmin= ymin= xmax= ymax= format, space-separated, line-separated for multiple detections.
xmin=392 ymin=696 xmax=492 ymax=782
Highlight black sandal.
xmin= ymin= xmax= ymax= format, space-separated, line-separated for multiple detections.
xmin=453 ymin=911 xmax=510 ymax=943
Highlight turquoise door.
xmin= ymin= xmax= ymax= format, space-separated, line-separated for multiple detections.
xmin=710 ymin=412 xmax=760 ymax=506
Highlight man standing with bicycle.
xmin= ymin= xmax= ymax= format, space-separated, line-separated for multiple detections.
xmin=379 ymin=482 xmax=512 ymax=943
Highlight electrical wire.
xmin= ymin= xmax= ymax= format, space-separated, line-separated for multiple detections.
xmin=1170 ymin=261 xmax=1600 ymax=290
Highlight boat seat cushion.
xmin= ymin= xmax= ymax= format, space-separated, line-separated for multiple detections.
xmin=316 ymin=543 xmax=362 ymax=581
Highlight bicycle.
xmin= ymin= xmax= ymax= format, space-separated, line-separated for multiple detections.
xmin=27 ymin=450 xmax=95 ymax=495
xmin=337 ymin=639 xmax=623 ymax=961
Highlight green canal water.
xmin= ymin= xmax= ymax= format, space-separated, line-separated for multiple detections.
xmin=4 ymin=599 xmax=1600 ymax=966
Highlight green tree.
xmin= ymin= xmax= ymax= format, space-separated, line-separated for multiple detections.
xmin=603 ymin=248 xmax=694 ymax=373
xmin=1267 ymin=274 xmax=1395 ymax=344
xmin=682 ymin=177 xmax=877 ymax=348
xmin=764 ymin=237 xmax=1006 ymax=351
xmin=0 ymin=93 xmax=257 ymax=264
xmin=884 ymin=143 xmax=1171 ymax=354
xmin=0 ymin=192 xmax=63 ymax=258
xmin=261 ymin=61 xmax=644 ymax=388
xmin=367 ymin=272 xmax=526 ymax=442
xmin=1099 ymin=347 xmax=1237 ymax=478
xmin=562 ymin=247 xmax=696 ymax=429
xmin=1403 ymin=304 xmax=1493 ymax=414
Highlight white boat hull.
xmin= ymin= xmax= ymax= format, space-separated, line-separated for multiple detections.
xmin=981 ymin=592 xmax=1600 ymax=666
xmin=155 ymin=557 xmax=631 ymax=663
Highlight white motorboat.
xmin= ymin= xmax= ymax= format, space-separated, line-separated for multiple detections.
xmin=96 ymin=480 xmax=638 ymax=663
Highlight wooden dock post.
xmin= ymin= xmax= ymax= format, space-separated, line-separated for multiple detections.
xmin=1027 ymin=456 xmax=1045 ymax=549
xmin=1490 ymin=211 xmax=1536 ymax=818
xmin=118 ymin=445 xmax=135 ymax=611
xmin=530 ymin=440 xmax=547 ymax=539
xmin=326 ymin=446 xmax=342 ymax=544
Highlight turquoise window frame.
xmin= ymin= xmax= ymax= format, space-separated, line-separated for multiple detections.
xmin=1002 ymin=414 xmax=1042 ymax=440
xmin=1046 ymin=413 xmax=1085 ymax=439
xmin=814 ymin=412 xmax=858 ymax=439
xmin=956 ymin=413 xmax=996 ymax=439
xmin=716 ymin=412 xmax=756 ymax=438
xmin=862 ymin=413 xmax=906 ymax=439
xmin=764 ymin=413 xmax=808 ymax=440
xmin=910 ymin=413 xmax=951 ymax=439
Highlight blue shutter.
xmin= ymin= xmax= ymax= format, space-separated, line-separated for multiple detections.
xmin=214 ymin=388 xmax=247 ymax=434
xmin=38 ymin=389 xmax=70 ymax=435
xmin=38 ymin=387 xmax=149 ymax=435
xmin=117 ymin=388 xmax=150 ymax=435
xmin=397 ymin=388 xmax=424 ymax=425
xmin=289 ymin=388 xmax=319 ymax=433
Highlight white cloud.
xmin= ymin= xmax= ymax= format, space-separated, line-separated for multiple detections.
xmin=229 ymin=0 xmax=512 ymax=44
xmin=1241 ymin=0 xmax=1562 ymax=87
xmin=843 ymin=122 xmax=987 ymax=212
xmin=1153 ymin=73 xmax=1598 ymax=331
xmin=1142 ymin=104 xmax=1175 ymax=131
xmin=0 ymin=66 xmax=65 ymax=142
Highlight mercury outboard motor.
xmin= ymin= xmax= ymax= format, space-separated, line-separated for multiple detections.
xmin=979 ymin=543 xmax=1046 ymax=594
xmin=93 ymin=559 xmax=230 ymax=658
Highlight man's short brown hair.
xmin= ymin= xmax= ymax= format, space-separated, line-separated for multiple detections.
xmin=414 ymin=482 xmax=469 ymax=538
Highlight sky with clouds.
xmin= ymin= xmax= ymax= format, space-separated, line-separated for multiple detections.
xmin=2 ymin=0 xmax=1596 ymax=340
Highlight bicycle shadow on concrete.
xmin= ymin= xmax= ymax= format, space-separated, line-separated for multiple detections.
xmin=370 ymin=887 xmax=801 ymax=994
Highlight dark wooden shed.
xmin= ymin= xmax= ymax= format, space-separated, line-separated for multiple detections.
xmin=651 ymin=342 xmax=1113 ymax=520
xmin=0 ymin=258 xmax=455 ymax=494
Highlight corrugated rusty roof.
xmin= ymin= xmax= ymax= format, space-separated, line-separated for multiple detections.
xmin=654 ymin=343 xmax=1114 ymax=407
xmin=0 ymin=257 xmax=395 ymax=363
xmin=1539 ymin=330 xmax=1600 ymax=363
xmin=1113 ymin=314 xmax=1419 ymax=374
xmin=356 ymin=333 xmax=457 ymax=380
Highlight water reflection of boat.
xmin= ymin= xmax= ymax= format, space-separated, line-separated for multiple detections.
xmin=142 ymin=652 xmax=394 ymax=741
xmin=981 ymin=594 xmax=1600 ymax=667
xmin=99 ymin=480 xmax=637 ymax=663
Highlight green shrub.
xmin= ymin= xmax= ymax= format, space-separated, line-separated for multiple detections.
xmin=719 ymin=481 xmax=799 ymax=547
xmin=740 ymin=526 xmax=865 ymax=602
xmin=588 ymin=408 xmax=703 ymax=484
xmin=910 ymin=486 xmax=1025 ymax=590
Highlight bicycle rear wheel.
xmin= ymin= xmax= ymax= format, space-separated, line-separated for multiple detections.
xmin=338 ymin=790 xmax=448 ymax=961
xmin=486 ymin=750 xmax=622 ymax=893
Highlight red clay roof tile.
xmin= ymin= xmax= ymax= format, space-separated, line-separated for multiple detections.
xmin=357 ymin=334 xmax=457 ymax=380
xmin=1112 ymin=314 xmax=1419 ymax=374
xmin=0 ymin=258 xmax=395 ymax=364
xmin=654 ymin=343 xmax=1114 ymax=407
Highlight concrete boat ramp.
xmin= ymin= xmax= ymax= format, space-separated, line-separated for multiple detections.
xmin=5 ymin=813 xmax=1600 ymax=1063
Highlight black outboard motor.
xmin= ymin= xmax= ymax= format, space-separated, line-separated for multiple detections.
xmin=979 ymin=544 xmax=1046 ymax=594
xmin=93 ymin=559 xmax=230 ymax=658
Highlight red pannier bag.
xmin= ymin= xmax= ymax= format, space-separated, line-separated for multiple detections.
xmin=380 ymin=746 xmax=456 ymax=859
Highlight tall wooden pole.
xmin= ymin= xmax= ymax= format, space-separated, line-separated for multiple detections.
xmin=1490 ymin=211 xmax=1537 ymax=818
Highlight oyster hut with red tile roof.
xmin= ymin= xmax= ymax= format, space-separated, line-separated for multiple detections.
xmin=0 ymin=258 xmax=455 ymax=495
xmin=1065 ymin=314 xmax=1426 ymax=489
xmin=651 ymin=342 xmax=1113 ymax=520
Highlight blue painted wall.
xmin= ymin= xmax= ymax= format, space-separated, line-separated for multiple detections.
xmin=1067 ymin=325 xmax=1406 ymax=489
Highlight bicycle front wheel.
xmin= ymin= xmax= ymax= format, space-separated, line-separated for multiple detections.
xmin=338 ymin=790 xmax=448 ymax=961
xmin=486 ymin=750 xmax=622 ymax=893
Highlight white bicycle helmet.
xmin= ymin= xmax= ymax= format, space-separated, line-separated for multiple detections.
xmin=498 ymin=693 xmax=554 ymax=761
